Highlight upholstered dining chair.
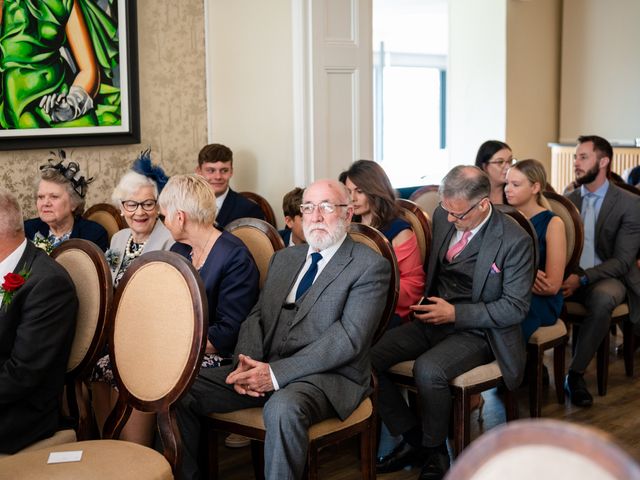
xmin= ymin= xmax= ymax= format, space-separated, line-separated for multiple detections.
xmin=239 ymin=191 xmax=278 ymax=228
xmin=0 ymin=240 xmax=113 ymax=459
xmin=388 ymin=207 xmax=537 ymax=457
xmin=0 ymin=251 xmax=207 ymax=479
xmin=396 ymin=198 xmax=432 ymax=265
xmin=225 ymin=217 xmax=285 ymax=288
xmin=444 ymin=418 xmax=640 ymax=480
xmin=205 ymin=223 xmax=400 ymax=480
xmin=83 ymin=203 xmax=127 ymax=242
xmin=409 ymin=184 xmax=440 ymax=219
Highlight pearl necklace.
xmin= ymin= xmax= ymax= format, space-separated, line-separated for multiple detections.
xmin=125 ymin=234 xmax=146 ymax=260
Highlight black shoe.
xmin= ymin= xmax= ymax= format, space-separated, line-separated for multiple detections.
xmin=376 ymin=440 xmax=424 ymax=473
xmin=564 ymin=373 xmax=593 ymax=407
xmin=418 ymin=451 xmax=450 ymax=480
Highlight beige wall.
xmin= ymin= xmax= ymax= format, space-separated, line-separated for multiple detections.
xmin=206 ymin=0 xmax=295 ymax=225
xmin=0 ymin=0 xmax=208 ymax=218
xmin=506 ymin=0 xmax=562 ymax=171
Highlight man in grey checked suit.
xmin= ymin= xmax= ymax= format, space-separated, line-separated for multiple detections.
xmin=561 ymin=135 xmax=640 ymax=407
xmin=373 ymin=166 xmax=534 ymax=480
xmin=175 ymin=179 xmax=390 ymax=479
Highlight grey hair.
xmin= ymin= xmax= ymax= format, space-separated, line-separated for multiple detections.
xmin=158 ymin=174 xmax=217 ymax=225
xmin=36 ymin=168 xmax=85 ymax=215
xmin=111 ymin=171 xmax=159 ymax=206
xmin=0 ymin=189 xmax=24 ymax=236
xmin=439 ymin=165 xmax=491 ymax=202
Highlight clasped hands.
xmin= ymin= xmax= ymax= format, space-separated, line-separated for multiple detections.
xmin=410 ymin=296 xmax=455 ymax=325
xmin=226 ymin=354 xmax=273 ymax=397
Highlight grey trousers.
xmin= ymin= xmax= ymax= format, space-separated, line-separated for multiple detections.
xmin=175 ymin=365 xmax=336 ymax=480
xmin=568 ymin=278 xmax=627 ymax=373
xmin=372 ymin=321 xmax=492 ymax=447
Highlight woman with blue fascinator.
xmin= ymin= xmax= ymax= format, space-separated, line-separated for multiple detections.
xmin=91 ymin=150 xmax=174 ymax=444
xmin=24 ymin=151 xmax=108 ymax=251
xmin=104 ymin=149 xmax=174 ymax=286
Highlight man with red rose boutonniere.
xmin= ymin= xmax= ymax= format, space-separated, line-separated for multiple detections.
xmin=0 ymin=190 xmax=78 ymax=454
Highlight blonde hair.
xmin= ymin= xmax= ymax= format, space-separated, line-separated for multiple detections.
xmin=511 ymin=159 xmax=551 ymax=210
xmin=158 ymin=174 xmax=217 ymax=225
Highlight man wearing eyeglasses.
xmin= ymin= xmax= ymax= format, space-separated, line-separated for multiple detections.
xmin=175 ymin=179 xmax=390 ymax=480
xmin=373 ymin=165 xmax=534 ymax=480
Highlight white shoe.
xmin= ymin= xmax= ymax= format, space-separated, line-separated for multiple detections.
xmin=224 ymin=433 xmax=251 ymax=448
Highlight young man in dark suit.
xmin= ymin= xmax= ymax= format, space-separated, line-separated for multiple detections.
xmin=0 ymin=190 xmax=78 ymax=453
xmin=195 ymin=143 xmax=265 ymax=228
xmin=561 ymin=135 xmax=640 ymax=407
xmin=175 ymin=179 xmax=390 ymax=479
xmin=278 ymin=186 xmax=306 ymax=246
xmin=373 ymin=166 xmax=534 ymax=480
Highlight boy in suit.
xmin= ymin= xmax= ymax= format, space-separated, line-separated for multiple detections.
xmin=278 ymin=187 xmax=306 ymax=246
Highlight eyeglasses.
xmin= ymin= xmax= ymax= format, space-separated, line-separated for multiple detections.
xmin=439 ymin=197 xmax=487 ymax=220
xmin=487 ymin=158 xmax=516 ymax=167
xmin=122 ymin=199 xmax=157 ymax=212
xmin=300 ymin=202 xmax=349 ymax=215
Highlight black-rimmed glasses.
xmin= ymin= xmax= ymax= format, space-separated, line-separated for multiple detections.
xmin=439 ymin=197 xmax=487 ymax=220
xmin=300 ymin=202 xmax=349 ymax=215
xmin=122 ymin=199 xmax=157 ymax=212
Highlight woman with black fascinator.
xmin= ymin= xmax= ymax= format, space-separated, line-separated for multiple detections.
xmin=24 ymin=151 xmax=108 ymax=251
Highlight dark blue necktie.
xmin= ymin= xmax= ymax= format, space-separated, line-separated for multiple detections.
xmin=295 ymin=252 xmax=323 ymax=300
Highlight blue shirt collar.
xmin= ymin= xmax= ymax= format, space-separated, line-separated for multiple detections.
xmin=580 ymin=179 xmax=609 ymax=199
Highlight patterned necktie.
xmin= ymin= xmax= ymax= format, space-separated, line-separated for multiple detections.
xmin=446 ymin=230 xmax=472 ymax=263
xmin=580 ymin=193 xmax=597 ymax=269
xmin=295 ymin=252 xmax=323 ymax=300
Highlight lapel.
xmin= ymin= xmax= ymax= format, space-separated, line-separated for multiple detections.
xmin=216 ymin=189 xmax=236 ymax=227
xmin=471 ymin=210 xmax=503 ymax=301
xmin=426 ymin=207 xmax=453 ymax=293
xmin=292 ymin=237 xmax=353 ymax=325
xmin=0 ymin=242 xmax=38 ymax=321
xmin=595 ymin=184 xmax=617 ymax=240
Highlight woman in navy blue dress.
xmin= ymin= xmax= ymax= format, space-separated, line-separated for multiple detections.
xmin=505 ymin=159 xmax=566 ymax=341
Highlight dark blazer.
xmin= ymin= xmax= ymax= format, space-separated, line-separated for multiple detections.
xmin=172 ymin=231 xmax=259 ymax=355
xmin=0 ymin=242 xmax=78 ymax=453
xmin=426 ymin=206 xmax=534 ymax=390
xmin=215 ymin=189 xmax=265 ymax=229
xmin=278 ymin=228 xmax=292 ymax=246
xmin=24 ymin=216 xmax=109 ymax=252
xmin=566 ymin=184 xmax=640 ymax=324
xmin=234 ymin=236 xmax=390 ymax=420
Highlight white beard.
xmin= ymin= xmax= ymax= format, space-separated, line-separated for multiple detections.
xmin=303 ymin=217 xmax=348 ymax=251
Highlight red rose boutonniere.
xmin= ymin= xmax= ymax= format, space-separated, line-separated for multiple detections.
xmin=1 ymin=269 xmax=30 ymax=310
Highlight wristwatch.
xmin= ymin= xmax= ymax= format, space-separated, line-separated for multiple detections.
xmin=579 ymin=275 xmax=589 ymax=286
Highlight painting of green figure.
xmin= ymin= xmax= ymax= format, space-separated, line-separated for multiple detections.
xmin=0 ymin=0 xmax=121 ymax=130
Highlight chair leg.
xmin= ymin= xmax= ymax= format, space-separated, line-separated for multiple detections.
xmin=553 ymin=342 xmax=566 ymax=404
xmin=504 ymin=388 xmax=518 ymax=422
xmin=251 ymin=440 xmax=265 ymax=480
xmin=596 ymin=333 xmax=610 ymax=396
xmin=207 ymin=428 xmax=219 ymax=480
xmin=360 ymin=421 xmax=375 ymax=480
xmin=451 ymin=388 xmax=469 ymax=458
xmin=528 ymin=345 xmax=543 ymax=418
xmin=306 ymin=439 xmax=319 ymax=480
xmin=623 ymin=319 xmax=635 ymax=377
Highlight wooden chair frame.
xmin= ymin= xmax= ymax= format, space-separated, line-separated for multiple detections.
xmin=83 ymin=203 xmax=127 ymax=241
xmin=206 ymin=223 xmax=400 ymax=480
xmin=396 ymin=198 xmax=432 ymax=266
xmin=446 ymin=419 xmax=640 ymax=479
xmin=104 ymin=251 xmax=208 ymax=474
xmin=239 ymin=191 xmax=278 ymax=228
xmin=408 ymin=184 xmax=440 ymax=219
xmin=52 ymin=239 xmax=113 ymax=441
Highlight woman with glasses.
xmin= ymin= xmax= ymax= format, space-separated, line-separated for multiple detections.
xmin=340 ymin=160 xmax=425 ymax=327
xmin=505 ymin=159 xmax=565 ymax=341
xmin=24 ymin=152 xmax=108 ymax=252
xmin=475 ymin=140 xmax=514 ymax=204
xmin=106 ymin=151 xmax=174 ymax=286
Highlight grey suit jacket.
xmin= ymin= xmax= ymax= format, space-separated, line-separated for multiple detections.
xmin=108 ymin=220 xmax=175 ymax=284
xmin=233 ymin=235 xmax=390 ymax=420
xmin=426 ymin=206 xmax=534 ymax=390
xmin=566 ymin=184 xmax=640 ymax=324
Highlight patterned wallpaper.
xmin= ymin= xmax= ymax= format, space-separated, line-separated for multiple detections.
xmin=0 ymin=0 xmax=207 ymax=218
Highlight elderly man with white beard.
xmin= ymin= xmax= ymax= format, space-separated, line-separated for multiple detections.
xmin=174 ymin=179 xmax=391 ymax=480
